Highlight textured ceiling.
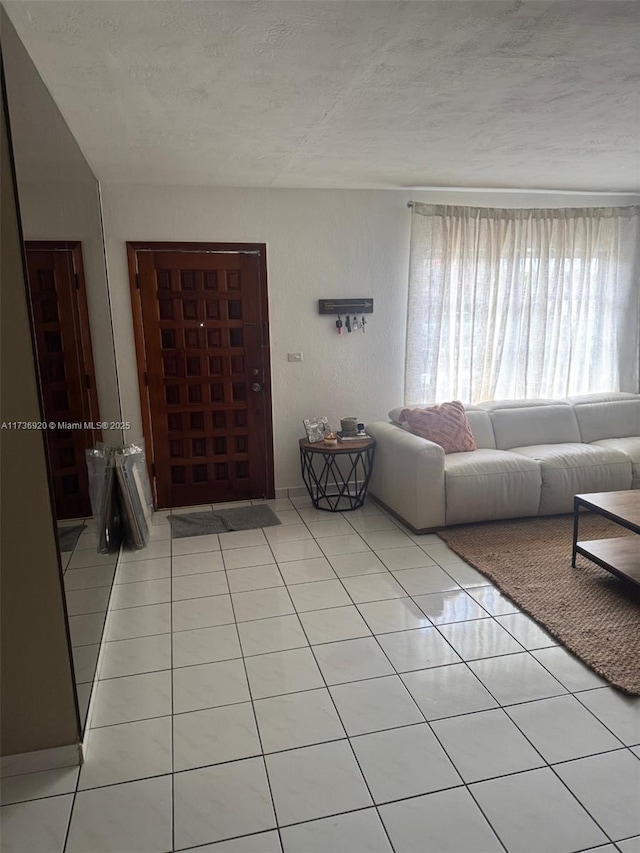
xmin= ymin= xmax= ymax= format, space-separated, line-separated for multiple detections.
xmin=4 ymin=0 xmax=640 ymax=190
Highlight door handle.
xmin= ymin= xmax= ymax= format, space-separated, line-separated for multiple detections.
xmin=251 ymin=382 xmax=262 ymax=392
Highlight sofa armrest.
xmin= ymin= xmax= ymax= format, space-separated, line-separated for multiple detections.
xmin=366 ymin=421 xmax=446 ymax=531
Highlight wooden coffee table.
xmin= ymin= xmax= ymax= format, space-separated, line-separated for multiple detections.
xmin=572 ymin=491 xmax=640 ymax=587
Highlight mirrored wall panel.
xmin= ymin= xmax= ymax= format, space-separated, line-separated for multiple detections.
xmin=2 ymin=12 xmax=121 ymax=731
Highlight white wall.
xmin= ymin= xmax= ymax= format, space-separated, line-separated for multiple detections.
xmin=100 ymin=185 xmax=638 ymax=491
xmin=3 ymin=7 xmax=122 ymax=441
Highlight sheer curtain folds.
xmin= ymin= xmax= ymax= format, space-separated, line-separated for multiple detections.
xmin=405 ymin=203 xmax=640 ymax=405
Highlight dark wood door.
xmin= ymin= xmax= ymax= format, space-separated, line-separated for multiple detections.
xmin=25 ymin=242 xmax=100 ymax=519
xmin=128 ymin=243 xmax=274 ymax=508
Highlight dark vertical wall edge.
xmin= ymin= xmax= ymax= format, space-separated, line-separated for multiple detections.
xmin=0 ymin=41 xmax=80 ymax=757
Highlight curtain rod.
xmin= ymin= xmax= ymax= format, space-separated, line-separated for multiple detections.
xmin=407 ymin=189 xmax=640 ymax=208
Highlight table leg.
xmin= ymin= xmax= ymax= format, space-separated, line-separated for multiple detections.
xmin=299 ymin=445 xmax=375 ymax=512
xmin=571 ymin=496 xmax=580 ymax=568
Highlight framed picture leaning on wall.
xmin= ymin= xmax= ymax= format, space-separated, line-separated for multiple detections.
xmin=303 ymin=417 xmax=330 ymax=443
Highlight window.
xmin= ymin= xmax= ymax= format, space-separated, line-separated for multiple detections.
xmin=405 ymin=204 xmax=640 ymax=404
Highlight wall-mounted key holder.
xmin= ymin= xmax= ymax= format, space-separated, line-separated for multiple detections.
xmin=318 ymin=299 xmax=374 ymax=315
xmin=320 ymin=299 xmax=372 ymax=336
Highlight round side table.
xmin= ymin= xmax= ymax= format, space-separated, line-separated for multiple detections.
xmin=299 ymin=436 xmax=376 ymax=512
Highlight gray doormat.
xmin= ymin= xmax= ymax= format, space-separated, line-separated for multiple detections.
xmin=221 ymin=505 xmax=281 ymax=531
xmin=168 ymin=505 xmax=281 ymax=539
xmin=168 ymin=512 xmax=227 ymax=537
xmin=57 ymin=524 xmax=86 ymax=551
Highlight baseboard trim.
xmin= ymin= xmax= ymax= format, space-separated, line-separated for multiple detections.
xmin=368 ymin=494 xmax=439 ymax=534
xmin=1 ymin=743 xmax=83 ymax=778
xmin=286 ymin=486 xmax=309 ymax=498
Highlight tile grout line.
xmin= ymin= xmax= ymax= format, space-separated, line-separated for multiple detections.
xmin=80 ymin=517 xmax=637 ymax=728
xmin=438 ymin=541 xmax=638 ymax=753
xmin=544 ymin=758 xmax=624 ymax=848
xmin=10 ymin=740 xmax=635 ymax=817
xmin=282 ymin=507 xmax=509 ymax=845
xmin=219 ymin=533 xmax=286 ymax=853
xmin=257 ymin=513 xmax=400 ymax=843
xmin=82 ymin=675 xmax=631 ymax=744
xmin=303 ymin=513 xmax=624 ymax=849
xmin=465 ymin=703 xmax=617 ymax=849
xmin=62 ymin=531 xmax=90 ymax=853
xmin=170 ymin=515 xmax=176 ymax=853
xmin=307 ymin=518 xmax=514 ymax=851
xmin=446 ymin=647 xmax=623 ymax=848
xmin=571 ymin=689 xmax=640 ymax=748
xmin=278 ymin=529 xmax=399 ymax=853
xmin=90 ymin=515 xmax=634 ymax=725
xmin=21 ymin=503 xmax=636 ymax=852
xmin=426 ymin=644 xmax=614 ymax=851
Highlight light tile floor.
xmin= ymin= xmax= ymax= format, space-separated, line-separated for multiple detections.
xmin=2 ymin=497 xmax=640 ymax=852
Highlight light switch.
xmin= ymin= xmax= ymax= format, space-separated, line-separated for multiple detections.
xmin=287 ymin=352 xmax=303 ymax=362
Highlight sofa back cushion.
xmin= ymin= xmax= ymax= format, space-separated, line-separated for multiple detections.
xmin=464 ymin=411 xmax=497 ymax=449
xmin=389 ymin=406 xmax=412 ymax=425
xmin=565 ymin=392 xmax=639 ymax=405
xmin=482 ymin=402 xmax=581 ymax=449
xmin=389 ymin=404 xmax=496 ymax=449
xmin=569 ymin=395 xmax=640 ymax=443
xmin=399 ymin=401 xmax=477 ymax=454
xmin=476 ymin=398 xmax=558 ymax=411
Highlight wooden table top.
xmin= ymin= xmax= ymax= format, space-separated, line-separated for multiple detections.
xmin=299 ymin=436 xmax=376 ymax=453
xmin=576 ymin=491 xmax=640 ymax=530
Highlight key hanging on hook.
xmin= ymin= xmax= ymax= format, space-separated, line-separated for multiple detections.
xmin=335 ymin=314 xmax=343 ymax=335
xmin=361 ymin=315 xmax=366 ymax=333
xmin=352 ymin=316 xmax=359 ymax=331
xmin=345 ymin=315 xmax=352 ymax=333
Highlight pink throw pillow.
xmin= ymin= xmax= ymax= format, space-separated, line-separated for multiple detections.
xmin=398 ymin=401 xmax=477 ymax=454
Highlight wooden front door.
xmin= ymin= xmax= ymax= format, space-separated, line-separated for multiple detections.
xmin=25 ymin=242 xmax=100 ymax=519
xmin=127 ymin=243 xmax=274 ymax=509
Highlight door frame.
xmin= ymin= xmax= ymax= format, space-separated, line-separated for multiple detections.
xmin=25 ymin=240 xmax=101 ymax=431
xmin=25 ymin=240 xmax=101 ymax=518
xmin=126 ymin=241 xmax=275 ymax=506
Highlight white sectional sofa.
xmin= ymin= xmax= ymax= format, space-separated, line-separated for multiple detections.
xmin=366 ymin=392 xmax=640 ymax=533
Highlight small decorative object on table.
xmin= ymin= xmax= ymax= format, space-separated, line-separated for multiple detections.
xmin=323 ymin=432 xmax=338 ymax=446
xmin=303 ymin=416 xmax=330 ymax=443
xmin=337 ymin=419 xmax=368 ymax=441
xmin=340 ymin=416 xmax=359 ymax=435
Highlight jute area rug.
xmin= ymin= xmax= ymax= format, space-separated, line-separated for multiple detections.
xmin=438 ymin=514 xmax=640 ymax=695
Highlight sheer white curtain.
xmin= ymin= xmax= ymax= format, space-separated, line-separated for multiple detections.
xmin=405 ymin=204 xmax=640 ymax=405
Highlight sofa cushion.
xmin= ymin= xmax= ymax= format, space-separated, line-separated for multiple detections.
xmin=509 ymin=443 xmax=632 ymax=514
xmin=565 ymin=392 xmax=639 ymax=405
xmin=444 ymin=449 xmax=541 ymax=525
xmin=399 ymin=402 xmax=477 ymax=454
xmin=484 ymin=404 xmax=581 ymax=450
xmin=464 ymin=411 xmax=496 ymax=450
xmin=571 ymin=397 xmax=640 ymax=443
xmin=389 ymin=404 xmax=495 ymax=449
xmin=389 ymin=402 xmax=484 ymax=423
xmin=592 ymin=437 xmax=640 ymax=489
xmin=477 ymin=399 xmax=558 ymax=411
